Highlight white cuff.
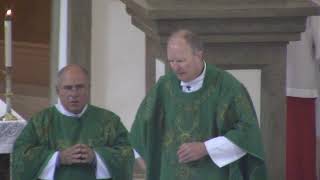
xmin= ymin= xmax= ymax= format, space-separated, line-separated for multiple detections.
xmin=38 ymin=152 xmax=59 ymax=180
xmin=204 ymin=136 xmax=246 ymax=168
xmin=95 ymin=151 xmax=112 ymax=179
xmin=133 ymin=149 xmax=141 ymax=159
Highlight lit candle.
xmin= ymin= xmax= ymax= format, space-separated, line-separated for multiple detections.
xmin=4 ymin=9 xmax=12 ymax=67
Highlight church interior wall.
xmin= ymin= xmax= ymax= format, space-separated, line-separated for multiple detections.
xmin=91 ymin=0 xmax=146 ymax=129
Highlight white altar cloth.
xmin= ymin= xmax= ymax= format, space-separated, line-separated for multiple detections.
xmin=0 ymin=99 xmax=26 ymax=154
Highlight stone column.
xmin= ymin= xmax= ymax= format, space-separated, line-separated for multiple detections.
xmin=49 ymin=0 xmax=61 ymax=105
xmin=121 ymin=0 xmax=320 ymax=179
xmin=50 ymin=0 xmax=92 ymax=104
xmin=67 ymin=0 xmax=91 ymax=70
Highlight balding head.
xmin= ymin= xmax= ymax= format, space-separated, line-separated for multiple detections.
xmin=167 ymin=29 xmax=204 ymax=82
xmin=56 ymin=64 xmax=89 ymax=88
xmin=168 ymin=29 xmax=204 ymax=55
xmin=56 ymin=64 xmax=90 ymax=114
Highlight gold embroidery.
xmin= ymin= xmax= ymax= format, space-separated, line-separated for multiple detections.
xmin=163 ymin=130 xmax=174 ymax=148
xmin=175 ymin=103 xmax=200 ymax=143
xmin=179 ymin=133 xmax=192 ymax=142
xmin=176 ymin=164 xmax=192 ymax=179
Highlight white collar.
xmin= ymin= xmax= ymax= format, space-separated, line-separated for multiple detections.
xmin=180 ymin=62 xmax=206 ymax=93
xmin=55 ymin=98 xmax=88 ymax=118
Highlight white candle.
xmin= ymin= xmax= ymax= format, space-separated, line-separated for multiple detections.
xmin=4 ymin=9 xmax=12 ymax=67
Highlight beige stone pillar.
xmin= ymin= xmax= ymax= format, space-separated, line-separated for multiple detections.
xmin=121 ymin=0 xmax=320 ymax=179
xmin=50 ymin=0 xmax=91 ymax=104
xmin=67 ymin=0 xmax=91 ymax=70
xmin=49 ymin=0 xmax=61 ymax=104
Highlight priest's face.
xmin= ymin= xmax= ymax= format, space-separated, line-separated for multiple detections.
xmin=56 ymin=66 xmax=89 ymax=114
xmin=167 ymin=36 xmax=203 ymax=82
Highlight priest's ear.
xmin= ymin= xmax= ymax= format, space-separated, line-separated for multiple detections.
xmin=193 ymin=49 xmax=204 ymax=63
xmin=55 ymin=84 xmax=60 ymax=96
xmin=195 ymin=50 xmax=203 ymax=60
xmin=56 ymin=85 xmax=60 ymax=94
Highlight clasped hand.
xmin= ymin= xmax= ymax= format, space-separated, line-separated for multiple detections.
xmin=59 ymin=144 xmax=95 ymax=165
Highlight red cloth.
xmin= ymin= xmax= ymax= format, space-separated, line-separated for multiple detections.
xmin=287 ymin=97 xmax=316 ymax=180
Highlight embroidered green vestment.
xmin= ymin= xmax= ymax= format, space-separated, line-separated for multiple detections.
xmin=12 ymin=105 xmax=134 ymax=180
xmin=130 ymin=64 xmax=267 ymax=180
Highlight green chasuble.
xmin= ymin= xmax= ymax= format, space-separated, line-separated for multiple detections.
xmin=130 ymin=64 xmax=267 ymax=180
xmin=12 ymin=105 xmax=134 ymax=180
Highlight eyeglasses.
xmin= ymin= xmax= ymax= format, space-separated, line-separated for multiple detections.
xmin=61 ymin=84 xmax=87 ymax=92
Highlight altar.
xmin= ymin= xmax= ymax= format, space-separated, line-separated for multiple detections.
xmin=0 ymin=99 xmax=27 ymax=180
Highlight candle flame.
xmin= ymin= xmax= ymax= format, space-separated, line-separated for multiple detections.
xmin=6 ymin=9 xmax=12 ymax=16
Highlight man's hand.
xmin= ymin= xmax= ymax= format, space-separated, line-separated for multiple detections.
xmin=78 ymin=144 xmax=95 ymax=164
xmin=177 ymin=142 xmax=208 ymax=164
xmin=59 ymin=144 xmax=83 ymax=165
xmin=59 ymin=144 xmax=95 ymax=165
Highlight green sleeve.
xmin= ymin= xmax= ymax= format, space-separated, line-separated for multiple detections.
xmin=11 ymin=119 xmax=55 ymax=180
xmin=222 ymin=84 xmax=268 ymax=180
xmin=223 ymin=84 xmax=264 ymax=159
xmin=129 ymin=81 xmax=163 ymax=180
xmin=94 ymin=116 xmax=134 ymax=180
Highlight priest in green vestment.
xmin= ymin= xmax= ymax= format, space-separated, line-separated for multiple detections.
xmin=12 ymin=64 xmax=134 ymax=180
xmin=130 ymin=29 xmax=267 ymax=180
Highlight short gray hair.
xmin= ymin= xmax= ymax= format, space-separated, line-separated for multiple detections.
xmin=56 ymin=64 xmax=90 ymax=87
xmin=168 ymin=29 xmax=204 ymax=54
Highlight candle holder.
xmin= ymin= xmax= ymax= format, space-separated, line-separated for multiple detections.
xmin=0 ymin=67 xmax=17 ymax=121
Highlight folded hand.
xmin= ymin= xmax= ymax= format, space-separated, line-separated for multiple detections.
xmin=59 ymin=144 xmax=95 ymax=165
